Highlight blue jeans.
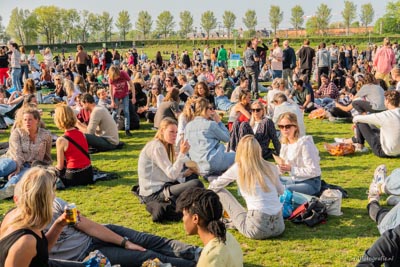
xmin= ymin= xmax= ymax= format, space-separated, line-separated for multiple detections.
xmin=0 ymin=158 xmax=17 ymax=178
xmin=314 ymin=97 xmax=334 ymax=107
xmin=11 ymin=68 xmax=22 ymax=91
xmin=20 ymin=65 xmax=29 ymax=83
xmin=85 ymin=134 xmax=117 ymax=152
xmin=86 ymin=224 xmax=198 ymax=267
xmin=272 ymin=70 xmax=283 ymax=79
xmin=0 ymin=160 xmax=31 ymax=189
xmin=112 ymin=96 xmax=130 ymax=130
xmin=280 ymin=176 xmax=321 ymax=196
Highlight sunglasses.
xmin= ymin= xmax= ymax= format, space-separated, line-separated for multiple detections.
xmin=251 ymin=108 xmax=262 ymax=112
xmin=207 ymin=106 xmax=214 ymax=111
xmin=165 ymin=80 xmax=171 ymax=82
xmin=278 ymin=124 xmax=296 ymax=130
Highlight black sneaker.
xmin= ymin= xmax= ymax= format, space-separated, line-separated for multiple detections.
xmin=125 ymin=130 xmax=132 ymax=137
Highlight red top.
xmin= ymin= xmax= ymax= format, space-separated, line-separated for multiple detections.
xmin=64 ymin=129 xmax=91 ymax=169
xmin=109 ymin=70 xmax=130 ymax=99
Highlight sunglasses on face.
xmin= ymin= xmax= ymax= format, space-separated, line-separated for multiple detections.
xmin=165 ymin=80 xmax=171 ymax=82
xmin=251 ymin=108 xmax=262 ymax=112
xmin=207 ymin=106 xmax=214 ymax=111
xmin=278 ymin=124 xmax=296 ymax=130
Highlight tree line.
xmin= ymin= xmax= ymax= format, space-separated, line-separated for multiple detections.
xmin=0 ymin=1 xmax=399 ymax=45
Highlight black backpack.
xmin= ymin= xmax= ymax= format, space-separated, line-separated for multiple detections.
xmin=289 ymin=197 xmax=328 ymax=227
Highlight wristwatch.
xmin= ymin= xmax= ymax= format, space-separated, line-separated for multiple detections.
xmin=120 ymin=236 xmax=129 ymax=248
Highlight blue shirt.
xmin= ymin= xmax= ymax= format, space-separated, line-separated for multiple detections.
xmin=215 ymin=95 xmax=234 ymax=111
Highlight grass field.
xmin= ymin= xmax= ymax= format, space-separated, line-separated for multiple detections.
xmin=0 ymin=101 xmax=399 ymax=266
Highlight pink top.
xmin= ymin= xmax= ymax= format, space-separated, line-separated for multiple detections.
xmin=373 ymin=46 xmax=396 ymax=74
xmin=109 ymin=70 xmax=131 ymax=99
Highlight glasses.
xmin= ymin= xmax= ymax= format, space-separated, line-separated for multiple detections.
xmin=278 ymin=124 xmax=296 ymax=130
xmin=207 ymin=106 xmax=214 ymax=111
xmin=165 ymin=80 xmax=171 ymax=82
xmin=251 ymin=108 xmax=262 ymax=112
xmin=55 ymin=78 xmax=61 ymax=81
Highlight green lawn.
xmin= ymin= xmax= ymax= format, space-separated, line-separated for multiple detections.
xmin=1 ymin=104 xmax=398 ymax=267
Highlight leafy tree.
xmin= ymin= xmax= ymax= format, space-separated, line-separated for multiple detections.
xmin=223 ymin=11 xmax=236 ymax=38
xmin=242 ymin=9 xmax=257 ymax=36
xmin=156 ymin=11 xmax=175 ymax=39
xmin=33 ymin=6 xmax=62 ymax=44
xmin=290 ymin=5 xmax=304 ymax=36
xmin=360 ymin=3 xmax=374 ymax=32
xmin=341 ymin=1 xmax=357 ymax=36
xmin=200 ymin=11 xmax=217 ymax=38
xmin=98 ymin=12 xmax=113 ymax=42
xmin=60 ymin=9 xmax=80 ymax=43
xmin=88 ymin=13 xmax=101 ymax=41
xmin=269 ymin=5 xmax=283 ymax=36
xmin=7 ymin=8 xmax=29 ymax=45
xmin=115 ymin=10 xmax=132 ymax=41
xmin=315 ymin=4 xmax=332 ymax=35
xmin=179 ymin=11 xmax=193 ymax=38
xmin=77 ymin=10 xmax=91 ymax=42
xmin=305 ymin=16 xmax=318 ymax=36
xmin=135 ymin=11 xmax=152 ymax=39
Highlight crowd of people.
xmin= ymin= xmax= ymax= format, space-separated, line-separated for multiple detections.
xmin=0 ymin=35 xmax=400 ymax=266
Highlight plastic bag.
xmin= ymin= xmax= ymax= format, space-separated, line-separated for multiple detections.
xmin=324 ymin=142 xmax=355 ymax=156
xmin=83 ymin=250 xmax=111 ymax=267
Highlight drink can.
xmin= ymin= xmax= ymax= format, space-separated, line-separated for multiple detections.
xmin=65 ymin=203 xmax=77 ymax=225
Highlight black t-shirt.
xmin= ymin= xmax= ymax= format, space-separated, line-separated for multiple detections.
xmin=0 ymin=228 xmax=49 ymax=267
xmin=298 ymin=46 xmax=315 ymax=70
xmin=105 ymin=51 xmax=113 ymax=63
xmin=0 ymin=55 xmax=8 ymax=68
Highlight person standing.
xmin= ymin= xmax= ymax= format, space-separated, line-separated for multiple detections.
xmin=217 ymin=45 xmax=228 ymax=70
xmin=316 ymin=42 xmax=331 ymax=89
xmin=297 ymin=39 xmax=315 ymax=85
xmin=329 ymin=42 xmax=339 ymax=68
xmin=203 ymin=44 xmax=211 ymax=67
xmin=282 ymin=40 xmax=296 ymax=89
xmin=270 ymin=38 xmax=283 ymax=79
xmin=244 ymin=38 xmax=260 ymax=99
xmin=373 ymin=37 xmax=396 ymax=86
xmin=75 ymin=45 xmax=89 ymax=80
xmin=256 ymin=39 xmax=269 ymax=71
xmin=9 ymin=42 xmax=22 ymax=92
xmin=108 ymin=65 xmax=136 ymax=137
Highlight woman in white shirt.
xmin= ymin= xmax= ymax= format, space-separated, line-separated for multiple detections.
xmin=277 ymin=112 xmax=321 ymax=196
xmin=209 ymin=135 xmax=285 ymax=239
xmin=138 ymin=118 xmax=203 ymax=220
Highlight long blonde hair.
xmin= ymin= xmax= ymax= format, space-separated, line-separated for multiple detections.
xmin=154 ymin=118 xmax=177 ymax=162
xmin=236 ymin=135 xmax=279 ymax=195
xmin=3 ymin=167 xmax=55 ymax=231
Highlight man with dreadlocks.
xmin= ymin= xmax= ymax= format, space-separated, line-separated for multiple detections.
xmin=176 ymin=187 xmax=243 ymax=267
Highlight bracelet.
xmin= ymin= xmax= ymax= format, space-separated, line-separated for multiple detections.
xmin=120 ymin=236 xmax=129 ymax=248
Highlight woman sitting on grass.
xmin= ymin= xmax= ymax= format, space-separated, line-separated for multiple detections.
xmin=277 ymin=112 xmax=321 ymax=196
xmin=177 ymin=187 xmax=243 ymax=267
xmin=138 ymin=118 xmax=203 ymax=222
xmin=185 ymin=97 xmax=234 ymax=176
xmin=54 ymin=104 xmax=93 ymax=187
xmin=0 ymin=167 xmax=65 ymax=267
xmin=227 ymin=90 xmax=251 ymax=131
xmin=209 ymin=135 xmax=285 ymax=240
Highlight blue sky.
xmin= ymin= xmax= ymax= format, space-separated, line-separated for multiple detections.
xmin=0 ymin=0 xmax=390 ymax=31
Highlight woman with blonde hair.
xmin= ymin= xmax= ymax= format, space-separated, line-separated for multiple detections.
xmin=108 ymin=65 xmax=135 ymax=136
xmin=40 ymin=47 xmax=53 ymax=69
xmin=0 ymin=107 xmax=52 ymax=199
xmin=64 ymin=79 xmax=80 ymax=108
xmin=138 ymin=118 xmax=203 ymax=222
xmin=54 ymin=104 xmax=93 ymax=187
xmin=185 ymin=97 xmax=234 ymax=176
xmin=277 ymin=112 xmax=321 ymax=195
xmin=209 ymin=135 xmax=285 ymax=239
xmin=0 ymin=167 xmax=68 ymax=266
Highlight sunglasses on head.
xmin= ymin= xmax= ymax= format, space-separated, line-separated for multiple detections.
xmin=278 ymin=124 xmax=296 ymax=130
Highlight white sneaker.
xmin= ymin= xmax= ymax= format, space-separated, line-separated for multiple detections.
xmin=367 ymin=182 xmax=380 ymax=203
xmin=373 ymin=164 xmax=387 ymax=185
xmin=354 ymin=144 xmax=369 ymax=153
xmin=387 ymin=195 xmax=400 ymax=206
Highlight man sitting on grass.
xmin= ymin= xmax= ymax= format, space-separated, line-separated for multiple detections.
xmin=75 ymin=93 xmax=121 ymax=152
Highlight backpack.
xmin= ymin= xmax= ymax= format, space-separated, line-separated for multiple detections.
xmin=288 ymin=197 xmax=328 ymax=227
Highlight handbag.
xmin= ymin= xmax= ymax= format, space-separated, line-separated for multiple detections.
xmin=324 ymin=142 xmax=355 ymax=156
xmin=320 ymin=189 xmax=343 ymax=216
